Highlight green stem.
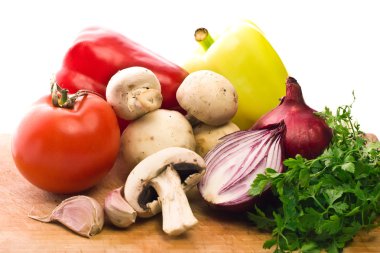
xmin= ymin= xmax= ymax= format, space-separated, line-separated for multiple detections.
xmin=50 ymin=79 xmax=103 ymax=109
xmin=313 ymin=196 xmax=327 ymax=212
xmin=51 ymin=80 xmax=70 ymax=107
xmin=194 ymin=28 xmax=214 ymax=51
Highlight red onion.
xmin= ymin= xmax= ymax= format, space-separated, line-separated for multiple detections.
xmin=251 ymin=77 xmax=332 ymax=159
xmin=198 ymin=122 xmax=285 ymax=212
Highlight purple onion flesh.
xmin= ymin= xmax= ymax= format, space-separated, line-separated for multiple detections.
xmin=198 ymin=122 xmax=286 ymax=212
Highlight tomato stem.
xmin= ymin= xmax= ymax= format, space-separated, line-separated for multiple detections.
xmin=50 ymin=78 xmax=103 ymax=109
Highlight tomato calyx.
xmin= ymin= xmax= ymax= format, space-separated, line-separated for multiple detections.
xmin=51 ymin=79 xmax=104 ymax=109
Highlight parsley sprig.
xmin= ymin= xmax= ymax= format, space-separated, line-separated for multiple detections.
xmin=249 ymin=98 xmax=380 ymax=253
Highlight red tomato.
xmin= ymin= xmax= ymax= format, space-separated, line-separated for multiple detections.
xmin=11 ymin=94 xmax=120 ymax=194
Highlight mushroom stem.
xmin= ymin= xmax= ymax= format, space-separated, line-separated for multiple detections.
xmin=106 ymin=67 xmax=163 ymax=120
xmin=150 ymin=164 xmax=198 ymax=236
xmin=126 ymin=87 xmax=163 ymax=114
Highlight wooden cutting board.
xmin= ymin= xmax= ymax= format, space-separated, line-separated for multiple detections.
xmin=0 ymin=133 xmax=379 ymax=252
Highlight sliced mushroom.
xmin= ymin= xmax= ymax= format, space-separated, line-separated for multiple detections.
xmin=124 ymin=147 xmax=206 ymax=236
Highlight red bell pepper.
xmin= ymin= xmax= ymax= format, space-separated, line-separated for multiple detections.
xmin=55 ymin=27 xmax=188 ymax=131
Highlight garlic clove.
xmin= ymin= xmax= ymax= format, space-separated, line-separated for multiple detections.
xmin=28 ymin=195 xmax=104 ymax=238
xmin=104 ymin=187 xmax=137 ymax=228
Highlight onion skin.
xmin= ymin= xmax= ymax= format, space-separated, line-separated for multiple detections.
xmin=251 ymin=77 xmax=332 ymax=160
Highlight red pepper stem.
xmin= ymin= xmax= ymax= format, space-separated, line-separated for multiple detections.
xmin=194 ymin=28 xmax=214 ymax=51
xmin=50 ymin=79 xmax=103 ymax=109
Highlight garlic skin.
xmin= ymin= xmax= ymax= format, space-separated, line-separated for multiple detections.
xmin=28 ymin=195 xmax=104 ymax=238
xmin=104 ymin=187 xmax=137 ymax=228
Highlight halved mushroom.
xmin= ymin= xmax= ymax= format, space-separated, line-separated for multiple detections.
xmin=124 ymin=147 xmax=206 ymax=236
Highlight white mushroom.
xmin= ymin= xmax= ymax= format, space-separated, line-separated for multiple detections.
xmin=121 ymin=109 xmax=196 ymax=169
xmin=176 ymin=70 xmax=238 ymax=126
xmin=124 ymin=147 xmax=206 ymax=236
xmin=106 ymin=67 xmax=163 ymax=120
xmin=194 ymin=122 xmax=240 ymax=157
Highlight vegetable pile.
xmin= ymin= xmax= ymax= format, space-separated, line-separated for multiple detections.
xmin=55 ymin=27 xmax=189 ymax=132
xmin=9 ymin=20 xmax=380 ymax=252
xmin=249 ymin=98 xmax=380 ymax=252
xmin=184 ymin=20 xmax=288 ymax=129
xmin=197 ymin=77 xmax=334 ymax=213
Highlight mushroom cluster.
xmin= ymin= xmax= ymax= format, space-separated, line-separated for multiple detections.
xmin=104 ymin=67 xmax=239 ymax=236
xmin=105 ymin=147 xmax=205 ymax=236
xmin=112 ymin=68 xmax=240 ymax=171
xmin=177 ymin=70 xmax=240 ymax=157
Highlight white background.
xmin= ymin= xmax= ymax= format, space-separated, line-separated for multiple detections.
xmin=0 ymin=0 xmax=379 ymax=136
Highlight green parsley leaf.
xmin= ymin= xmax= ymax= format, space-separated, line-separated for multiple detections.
xmin=249 ymin=174 xmax=270 ymax=197
xmin=341 ymin=162 xmax=355 ymax=173
xmin=248 ymin=98 xmax=380 ymax=252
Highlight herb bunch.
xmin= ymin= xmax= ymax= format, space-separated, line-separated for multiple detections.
xmin=249 ymin=100 xmax=380 ymax=253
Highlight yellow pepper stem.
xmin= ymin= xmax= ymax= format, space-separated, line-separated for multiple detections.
xmin=194 ymin=28 xmax=214 ymax=51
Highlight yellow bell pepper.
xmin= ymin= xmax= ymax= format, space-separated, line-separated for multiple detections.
xmin=183 ymin=20 xmax=288 ymax=130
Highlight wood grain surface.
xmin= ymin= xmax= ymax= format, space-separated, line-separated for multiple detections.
xmin=0 ymin=133 xmax=379 ymax=253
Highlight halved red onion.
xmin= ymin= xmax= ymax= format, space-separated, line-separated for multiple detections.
xmin=198 ymin=122 xmax=285 ymax=212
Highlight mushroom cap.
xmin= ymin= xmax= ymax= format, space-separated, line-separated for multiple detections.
xmin=124 ymin=147 xmax=206 ymax=218
xmin=176 ymin=70 xmax=238 ymax=126
xmin=121 ymin=109 xmax=196 ymax=169
xmin=194 ymin=122 xmax=240 ymax=157
xmin=106 ymin=66 xmax=162 ymax=120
